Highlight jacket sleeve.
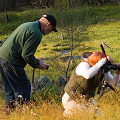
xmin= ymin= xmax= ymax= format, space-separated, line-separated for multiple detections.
xmin=76 ymin=58 xmax=106 ymax=79
xmin=22 ymin=32 xmax=41 ymax=68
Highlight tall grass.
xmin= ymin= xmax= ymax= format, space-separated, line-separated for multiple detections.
xmin=0 ymin=3 xmax=120 ymax=119
xmin=0 ymin=90 xmax=120 ymax=120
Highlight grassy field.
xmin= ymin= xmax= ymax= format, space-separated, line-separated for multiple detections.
xmin=0 ymin=3 xmax=120 ymax=120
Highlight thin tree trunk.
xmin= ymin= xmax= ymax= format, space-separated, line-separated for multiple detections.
xmin=65 ymin=29 xmax=74 ymax=82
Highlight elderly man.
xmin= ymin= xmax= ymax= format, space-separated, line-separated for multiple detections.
xmin=0 ymin=15 xmax=57 ymax=110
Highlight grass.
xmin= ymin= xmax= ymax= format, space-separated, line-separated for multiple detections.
xmin=0 ymin=3 xmax=120 ymax=119
xmin=0 ymin=90 xmax=120 ymax=120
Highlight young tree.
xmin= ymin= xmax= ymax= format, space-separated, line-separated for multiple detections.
xmin=58 ymin=9 xmax=89 ymax=82
xmin=48 ymin=8 xmax=92 ymax=82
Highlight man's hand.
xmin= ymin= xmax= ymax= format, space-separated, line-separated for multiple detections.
xmin=37 ymin=59 xmax=49 ymax=70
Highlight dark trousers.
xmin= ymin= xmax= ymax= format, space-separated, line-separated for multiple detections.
xmin=0 ymin=58 xmax=31 ymax=106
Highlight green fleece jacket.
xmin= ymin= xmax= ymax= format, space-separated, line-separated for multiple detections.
xmin=0 ymin=21 xmax=42 ymax=68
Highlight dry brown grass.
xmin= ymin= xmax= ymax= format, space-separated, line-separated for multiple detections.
xmin=0 ymin=89 xmax=120 ymax=120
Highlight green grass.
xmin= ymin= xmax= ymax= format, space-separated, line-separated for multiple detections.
xmin=0 ymin=3 xmax=120 ymax=119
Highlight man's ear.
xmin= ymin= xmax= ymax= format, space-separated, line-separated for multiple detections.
xmin=47 ymin=22 xmax=51 ymax=26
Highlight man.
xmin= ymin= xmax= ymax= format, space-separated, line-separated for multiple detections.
xmin=0 ymin=14 xmax=58 ymax=109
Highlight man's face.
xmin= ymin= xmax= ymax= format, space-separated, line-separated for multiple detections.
xmin=42 ymin=23 xmax=54 ymax=35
